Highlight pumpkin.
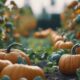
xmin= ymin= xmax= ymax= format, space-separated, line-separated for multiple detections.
xmin=17 ymin=15 xmax=37 ymax=36
xmin=76 ymin=32 xmax=80 ymax=39
xmin=71 ymin=43 xmax=80 ymax=54
xmin=34 ymin=28 xmax=52 ymax=38
xmin=1 ymin=64 xmax=45 ymax=80
xmin=67 ymin=1 xmax=78 ymax=9
xmin=0 ymin=43 xmax=31 ymax=65
xmin=59 ymin=44 xmax=80 ymax=74
xmin=50 ymin=31 xmax=64 ymax=43
xmin=54 ymin=40 xmax=73 ymax=49
xmin=75 ymin=9 xmax=80 ymax=14
xmin=0 ymin=60 xmax=12 ymax=72
xmin=13 ymin=29 xmax=20 ymax=41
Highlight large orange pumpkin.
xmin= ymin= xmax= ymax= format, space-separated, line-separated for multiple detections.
xmin=1 ymin=64 xmax=45 ymax=80
xmin=59 ymin=44 xmax=80 ymax=74
xmin=0 ymin=43 xmax=31 ymax=65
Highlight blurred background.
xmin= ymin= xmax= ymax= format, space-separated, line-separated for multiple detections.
xmin=5 ymin=0 xmax=77 ymax=30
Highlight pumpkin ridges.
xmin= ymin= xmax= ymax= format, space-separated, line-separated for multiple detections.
xmin=1 ymin=64 xmax=45 ymax=80
xmin=64 ymin=55 xmax=70 ymax=74
xmin=0 ymin=49 xmax=31 ymax=65
xmin=54 ymin=40 xmax=74 ymax=49
xmin=59 ymin=55 xmax=80 ymax=74
xmin=0 ymin=60 xmax=12 ymax=72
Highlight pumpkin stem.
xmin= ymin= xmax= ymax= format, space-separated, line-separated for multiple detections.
xmin=71 ymin=43 xmax=80 ymax=55
xmin=6 ymin=42 xmax=22 ymax=53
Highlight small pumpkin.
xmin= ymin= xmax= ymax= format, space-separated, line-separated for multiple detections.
xmin=74 ymin=9 xmax=80 ymax=14
xmin=59 ymin=44 xmax=80 ymax=74
xmin=54 ymin=40 xmax=73 ymax=49
xmin=0 ymin=43 xmax=31 ymax=65
xmin=67 ymin=1 xmax=78 ymax=9
xmin=0 ymin=60 xmax=12 ymax=72
xmin=71 ymin=43 xmax=80 ymax=54
xmin=34 ymin=28 xmax=52 ymax=38
xmin=76 ymin=32 xmax=80 ymax=39
xmin=50 ymin=31 xmax=64 ymax=43
xmin=1 ymin=64 xmax=45 ymax=80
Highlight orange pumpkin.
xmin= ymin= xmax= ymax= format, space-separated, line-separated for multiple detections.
xmin=0 ymin=43 xmax=31 ymax=65
xmin=34 ymin=28 xmax=52 ymax=38
xmin=67 ymin=1 xmax=78 ymax=9
xmin=1 ymin=64 xmax=45 ymax=80
xmin=59 ymin=44 xmax=80 ymax=74
xmin=54 ymin=40 xmax=73 ymax=49
xmin=59 ymin=54 xmax=80 ymax=74
xmin=0 ymin=60 xmax=12 ymax=72
xmin=76 ymin=32 xmax=80 ymax=39
xmin=71 ymin=43 xmax=80 ymax=54
xmin=74 ymin=8 xmax=80 ymax=14
xmin=50 ymin=31 xmax=64 ymax=43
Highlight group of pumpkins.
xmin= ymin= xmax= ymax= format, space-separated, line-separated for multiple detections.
xmin=34 ymin=27 xmax=80 ymax=75
xmin=0 ymin=43 xmax=45 ymax=80
xmin=34 ymin=28 xmax=75 ymax=49
xmin=63 ymin=1 xmax=80 ymax=31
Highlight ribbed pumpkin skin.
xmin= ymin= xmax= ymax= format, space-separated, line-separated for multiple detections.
xmin=0 ymin=49 xmax=31 ymax=65
xmin=59 ymin=54 xmax=80 ymax=74
xmin=54 ymin=41 xmax=73 ymax=49
xmin=1 ymin=64 xmax=45 ymax=80
xmin=0 ymin=60 xmax=12 ymax=72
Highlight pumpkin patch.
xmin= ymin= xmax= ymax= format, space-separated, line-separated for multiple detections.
xmin=0 ymin=0 xmax=80 ymax=80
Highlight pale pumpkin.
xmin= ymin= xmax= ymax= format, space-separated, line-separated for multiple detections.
xmin=1 ymin=64 xmax=45 ymax=80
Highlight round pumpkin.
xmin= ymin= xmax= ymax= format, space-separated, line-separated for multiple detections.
xmin=75 ymin=9 xmax=80 ymax=14
xmin=76 ymin=32 xmax=80 ymax=39
xmin=0 ymin=43 xmax=31 ymax=65
xmin=59 ymin=44 xmax=80 ymax=74
xmin=67 ymin=1 xmax=78 ymax=9
xmin=34 ymin=28 xmax=51 ymax=38
xmin=0 ymin=60 xmax=12 ymax=72
xmin=1 ymin=64 xmax=45 ymax=80
xmin=50 ymin=31 xmax=64 ymax=43
xmin=71 ymin=43 xmax=80 ymax=54
xmin=54 ymin=40 xmax=73 ymax=49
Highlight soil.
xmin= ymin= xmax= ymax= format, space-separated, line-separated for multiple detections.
xmin=45 ymin=66 xmax=77 ymax=80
